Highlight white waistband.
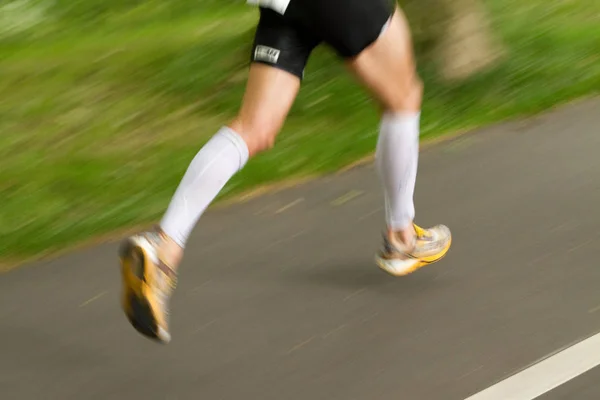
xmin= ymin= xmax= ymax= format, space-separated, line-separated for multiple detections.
xmin=246 ymin=0 xmax=291 ymax=15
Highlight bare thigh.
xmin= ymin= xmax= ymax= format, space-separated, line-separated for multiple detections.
xmin=346 ymin=8 xmax=422 ymax=113
xmin=228 ymin=63 xmax=301 ymax=157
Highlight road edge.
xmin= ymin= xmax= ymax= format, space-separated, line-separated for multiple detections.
xmin=1 ymin=95 xmax=594 ymax=273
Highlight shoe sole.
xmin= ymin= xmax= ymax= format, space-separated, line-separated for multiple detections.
xmin=119 ymin=239 xmax=163 ymax=343
xmin=375 ymin=237 xmax=452 ymax=277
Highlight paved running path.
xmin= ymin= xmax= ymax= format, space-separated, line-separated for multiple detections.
xmin=1 ymin=98 xmax=600 ymax=400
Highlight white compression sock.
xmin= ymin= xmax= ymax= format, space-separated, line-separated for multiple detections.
xmin=160 ymin=126 xmax=249 ymax=247
xmin=375 ymin=112 xmax=421 ymax=231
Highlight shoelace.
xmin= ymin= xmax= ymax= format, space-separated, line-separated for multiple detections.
xmin=413 ymin=224 xmax=433 ymax=241
xmin=383 ymin=224 xmax=434 ymax=257
xmin=145 ymin=232 xmax=178 ymax=293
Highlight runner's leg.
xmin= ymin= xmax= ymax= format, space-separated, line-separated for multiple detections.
xmin=323 ymin=3 xmax=452 ymax=275
xmin=159 ymin=63 xmax=300 ymax=267
xmin=119 ymin=6 xmax=319 ymax=342
xmin=346 ymin=8 xmax=423 ymax=244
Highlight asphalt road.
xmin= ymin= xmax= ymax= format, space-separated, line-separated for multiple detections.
xmin=1 ymin=98 xmax=600 ymax=400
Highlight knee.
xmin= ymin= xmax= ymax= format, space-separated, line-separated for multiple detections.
xmin=228 ymin=116 xmax=280 ymax=156
xmin=386 ymin=75 xmax=423 ymax=113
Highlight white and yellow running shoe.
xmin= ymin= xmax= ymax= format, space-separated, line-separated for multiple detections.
xmin=119 ymin=231 xmax=177 ymax=344
xmin=375 ymin=223 xmax=452 ymax=276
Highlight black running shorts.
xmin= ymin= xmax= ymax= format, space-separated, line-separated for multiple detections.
xmin=251 ymin=0 xmax=394 ymax=79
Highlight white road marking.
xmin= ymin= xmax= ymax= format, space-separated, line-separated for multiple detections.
xmin=331 ymin=190 xmax=363 ymax=207
xmin=465 ymin=332 xmax=600 ymax=400
xmin=275 ymin=198 xmax=304 ymax=214
xmin=284 ymin=336 xmax=316 ymax=355
xmin=79 ymin=291 xmax=107 ymax=308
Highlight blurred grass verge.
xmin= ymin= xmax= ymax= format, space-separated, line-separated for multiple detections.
xmin=0 ymin=0 xmax=599 ymax=262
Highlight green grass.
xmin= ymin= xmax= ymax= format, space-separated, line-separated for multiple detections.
xmin=0 ymin=0 xmax=599 ymax=261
